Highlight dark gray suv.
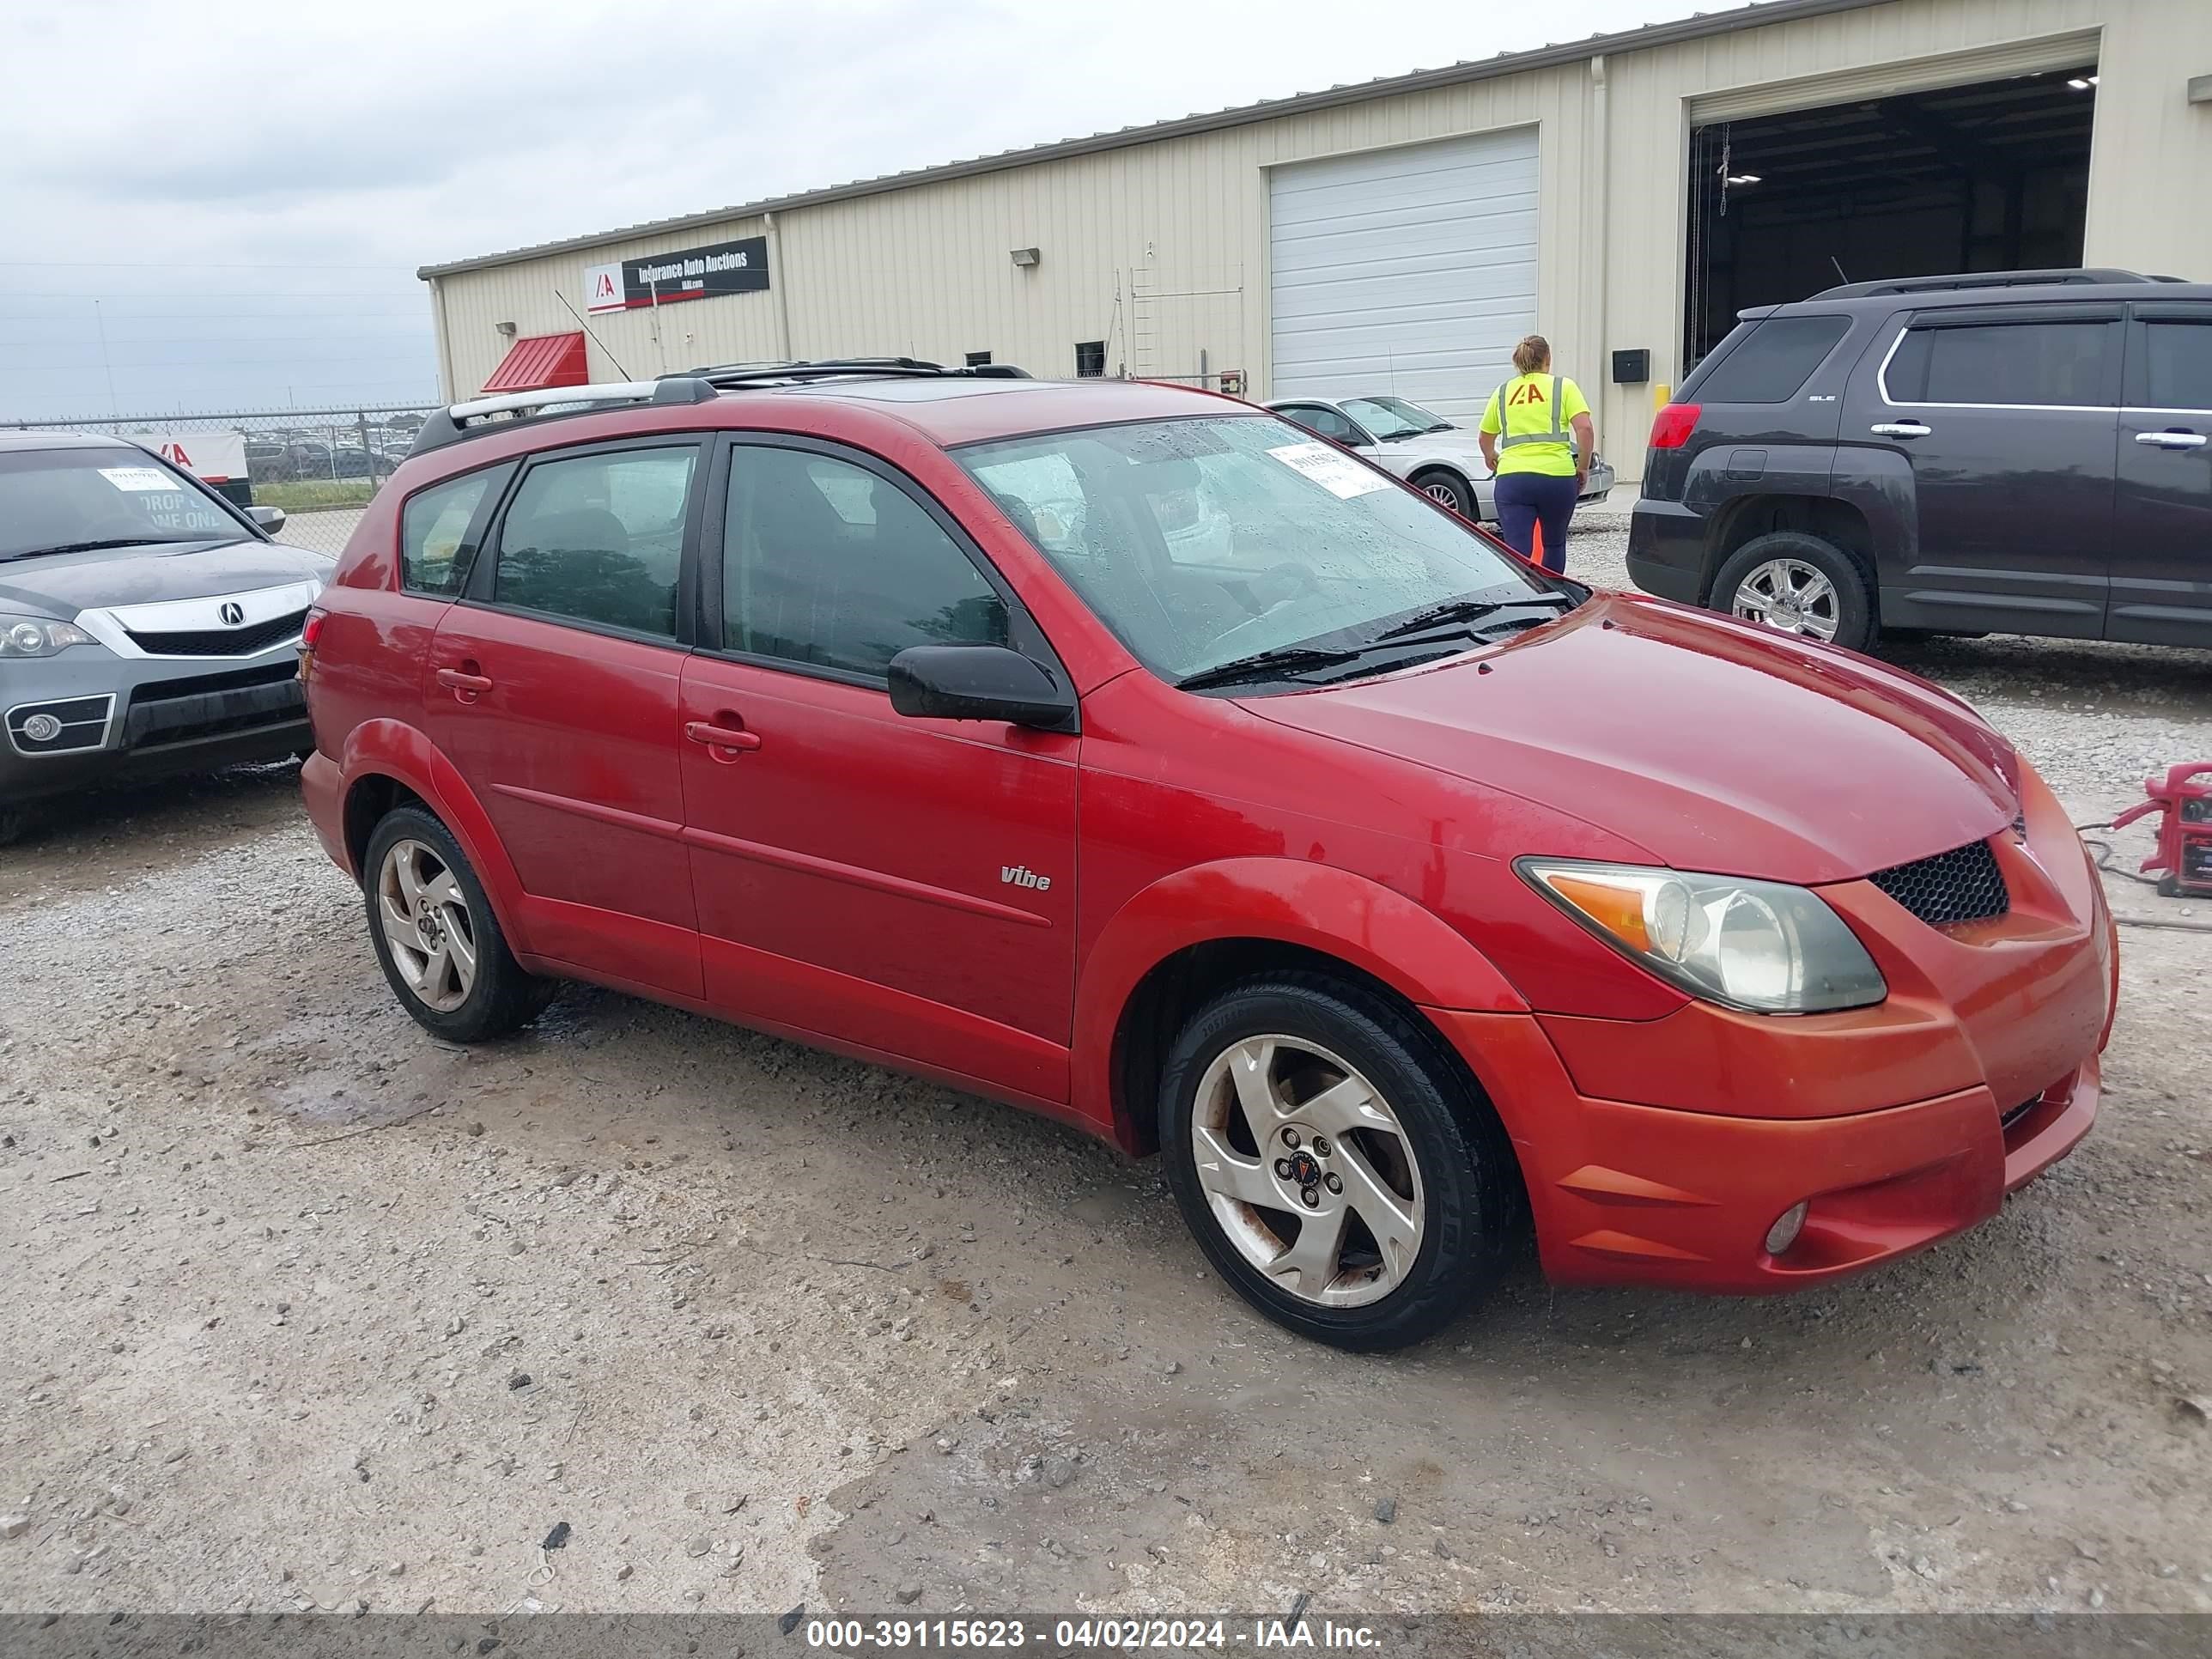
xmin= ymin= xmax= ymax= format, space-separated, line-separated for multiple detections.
xmin=1 ymin=433 xmax=331 ymax=839
xmin=1627 ymin=268 xmax=2212 ymax=653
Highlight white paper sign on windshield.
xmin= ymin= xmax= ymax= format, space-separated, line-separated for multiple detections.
xmin=98 ymin=466 xmax=184 ymax=493
xmin=1266 ymin=441 xmax=1390 ymax=500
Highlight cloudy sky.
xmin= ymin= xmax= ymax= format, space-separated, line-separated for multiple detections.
xmin=3 ymin=0 xmax=1716 ymax=421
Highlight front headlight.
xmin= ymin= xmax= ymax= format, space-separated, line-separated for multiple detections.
xmin=0 ymin=616 xmax=94 ymax=659
xmin=1517 ymin=858 xmax=1887 ymax=1014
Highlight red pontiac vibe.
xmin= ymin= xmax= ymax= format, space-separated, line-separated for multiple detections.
xmin=299 ymin=367 xmax=2116 ymax=1350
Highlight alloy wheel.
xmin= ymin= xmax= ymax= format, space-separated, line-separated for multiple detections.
xmin=1422 ymin=481 xmax=1462 ymax=507
xmin=1188 ymin=1035 xmax=1425 ymax=1307
xmin=1732 ymin=557 xmax=1840 ymax=641
xmin=375 ymin=838 xmax=478 ymax=1012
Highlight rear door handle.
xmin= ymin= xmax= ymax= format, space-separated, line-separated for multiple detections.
xmin=435 ymin=666 xmax=494 ymax=701
xmin=1870 ymin=421 xmax=1932 ymax=439
xmin=684 ymin=719 xmax=762 ymax=759
xmin=2136 ymin=429 xmax=2209 ymax=449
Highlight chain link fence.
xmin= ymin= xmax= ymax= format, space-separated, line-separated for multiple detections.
xmin=9 ymin=403 xmax=440 ymax=557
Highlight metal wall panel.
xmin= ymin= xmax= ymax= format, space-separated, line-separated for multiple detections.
xmin=427 ymin=0 xmax=2212 ymax=483
xmin=1268 ymin=130 xmax=1540 ymax=422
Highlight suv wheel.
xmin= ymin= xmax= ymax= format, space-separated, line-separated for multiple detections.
xmin=1713 ymin=531 xmax=1874 ymax=653
xmin=1158 ymin=975 xmax=1521 ymax=1351
xmin=1413 ymin=470 xmax=1472 ymax=518
xmin=362 ymin=806 xmax=552 ymax=1042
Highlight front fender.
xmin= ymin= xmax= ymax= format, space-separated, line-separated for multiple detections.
xmin=337 ymin=719 xmax=535 ymax=955
xmin=1072 ymin=857 xmax=1528 ymax=1135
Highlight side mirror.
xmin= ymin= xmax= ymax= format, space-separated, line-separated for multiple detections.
xmin=246 ymin=504 xmax=288 ymax=534
xmin=887 ymin=645 xmax=1077 ymax=731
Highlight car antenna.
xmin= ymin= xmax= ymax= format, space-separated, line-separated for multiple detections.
xmin=1830 ymin=257 xmax=1850 ymax=285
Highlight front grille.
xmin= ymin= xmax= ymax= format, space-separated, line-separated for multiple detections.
xmin=1869 ymin=838 xmax=2010 ymax=928
xmin=125 ymin=606 xmax=309 ymax=658
xmin=124 ymin=661 xmax=304 ymax=750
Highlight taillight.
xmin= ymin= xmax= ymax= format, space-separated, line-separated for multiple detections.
xmin=301 ymin=609 xmax=327 ymax=649
xmin=1648 ymin=402 xmax=1702 ymax=450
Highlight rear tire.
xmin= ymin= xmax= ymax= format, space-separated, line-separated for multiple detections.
xmin=1158 ymin=974 xmax=1522 ymax=1352
xmin=1412 ymin=470 xmax=1473 ymax=520
xmin=1712 ymin=531 xmax=1875 ymax=653
xmin=362 ymin=806 xmax=553 ymax=1042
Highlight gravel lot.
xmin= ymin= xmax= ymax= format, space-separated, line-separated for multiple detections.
xmin=3 ymin=499 xmax=2209 ymax=1620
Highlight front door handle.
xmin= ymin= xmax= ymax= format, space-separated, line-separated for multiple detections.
xmin=435 ymin=665 xmax=494 ymax=702
xmin=684 ymin=719 xmax=762 ymax=761
xmin=2136 ymin=429 xmax=2209 ymax=449
xmin=1870 ymin=421 xmax=1932 ymax=439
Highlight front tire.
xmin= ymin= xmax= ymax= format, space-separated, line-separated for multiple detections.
xmin=1158 ymin=975 xmax=1522 ymax=1352
xmin=362 ymin=806 xmax=552 ymax=1042
xmin=1412 ymin=470 xmax=1473 ymax=519
xmin=1713 ymin=531 xmax=1875 ymax=653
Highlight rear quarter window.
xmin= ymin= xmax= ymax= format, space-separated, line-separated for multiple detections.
xmin=1691 ymin=314 xmax=1851 ymax=403
xmin=401 ymin=465 xmax=509 ymax=596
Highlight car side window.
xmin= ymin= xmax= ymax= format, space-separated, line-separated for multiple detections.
xmin=722 ymin=445 xmax=1008 ymax=679
xmin=400 ymin=465 xmax=509 ymax=596
xmin=1282 ymin=404 xmax=1364 ymax=446
xmin=492 ymin=446 xmax=697 ymax=638
xmin=1885 ymin=319 xmax=2118 ymax=408
xmin=2138 ymin=320 xmax=2212 ymax=410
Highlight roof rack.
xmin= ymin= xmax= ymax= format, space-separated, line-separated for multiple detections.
xmin=1811 ymin=267 xmax=2176 ymax=300
xmin=410 ymin=376 xmax=717 ymax=457
xmin=668 ymin=356 xmax=1033 ymax=387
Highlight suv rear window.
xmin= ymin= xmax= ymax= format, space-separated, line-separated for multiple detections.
xmin=1692 ymin=315 xmax=1850 ymax=403
xmin=1884 ymin=319 xmax=2117 ymax=407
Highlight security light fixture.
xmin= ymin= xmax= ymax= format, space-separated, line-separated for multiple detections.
xmin=1010 ymin=247 xmax=1041 ymax=268
xmin=495 ymin=320 xmax=518 ymax=337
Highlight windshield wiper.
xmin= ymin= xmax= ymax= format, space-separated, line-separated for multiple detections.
xmin=3 ymin=536 xmax=212 ymax=561
xmin=1176 ymin=644 xmax=1364 ymax=690
xmin=1372 ymin=591 xmax=1574 ymax=641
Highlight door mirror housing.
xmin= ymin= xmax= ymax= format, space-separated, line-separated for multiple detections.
xmin=887 ymin=645 xmax=1077 ymax=732
xmin=245 ymin=504 xmax=288 ymax=534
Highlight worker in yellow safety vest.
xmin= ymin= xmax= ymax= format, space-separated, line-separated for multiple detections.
xmin=1477 ymin=334 xmax=1595 ymax=574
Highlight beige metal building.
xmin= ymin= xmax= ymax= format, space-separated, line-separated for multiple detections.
xmin=420 ymin=0 xmax=2212 ymax=480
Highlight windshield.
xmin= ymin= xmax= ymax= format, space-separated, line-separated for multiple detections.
xmin=959 ymin=414 xmax=1557 ymax=687
xmin=1340 ymin=396 xmax=1452 ymax=439
xmin=0 ymin=447 xmax=246 ymax=561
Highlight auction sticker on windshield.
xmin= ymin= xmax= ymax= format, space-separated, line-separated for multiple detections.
xmin=1267 ymin=441 xmax=1390 ymax=501
xmin=99 ymin=466 xmax=183 ymax=493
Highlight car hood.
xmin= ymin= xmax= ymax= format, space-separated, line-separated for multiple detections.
xmin=1238 ymin=592 xmax=2020 ymax=885
xmin=0 ymin=538 xmax=332 ymax=619
xmin=1382 ymin=428 xmax=1487 ymax=460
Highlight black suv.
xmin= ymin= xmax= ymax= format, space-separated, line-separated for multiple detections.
xmin=1627 ymin=268 xmax=2212 ymax=653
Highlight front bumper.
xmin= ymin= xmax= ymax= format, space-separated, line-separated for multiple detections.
xmin=1432 ymin=1000 xmax=2098 ymax=1291
xmin=1437 ymin=765 xmax=2113 ymax=1292
xmin=3 ymin=646 xmax=307 ymax=804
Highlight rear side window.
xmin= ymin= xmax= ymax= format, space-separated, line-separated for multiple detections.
xmin=493 ymin=446 xmax=697 ymax=638
xmin=1692 ymin=315 xmax=1850 ymax=403
xmin=2139 ymin=319 xmax=2212 ymax=410
xmin=722 ymin=446 xmax=1007 ymax=678
xmin=400 ymin=466 xmax=507 ymax=596
xmin=1885 ymin=319 xmax=2117 ymax=407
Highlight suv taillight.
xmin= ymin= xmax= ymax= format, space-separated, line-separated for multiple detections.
xmin=301 ymin=609 xmax=326 ymax=650
xmin=1648 ymin=402 xmax=1702 ymax=450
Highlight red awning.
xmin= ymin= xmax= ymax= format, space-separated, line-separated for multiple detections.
xmin=480 ymin=331 xmax=589 ymax=393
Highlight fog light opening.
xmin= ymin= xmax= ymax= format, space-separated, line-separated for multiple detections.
xmin=21 ymin=713 xmax=63 ymax=744
xmin=1764 ymin=1201 xmax=1810 ymax=1257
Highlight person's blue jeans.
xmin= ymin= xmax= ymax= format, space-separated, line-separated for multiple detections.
xmin=1493 ymin=472 xmax=1577 ymax=573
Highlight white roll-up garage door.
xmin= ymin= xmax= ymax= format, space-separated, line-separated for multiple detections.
xmin=1268 ymin=128 xmax=1539 ymax=424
